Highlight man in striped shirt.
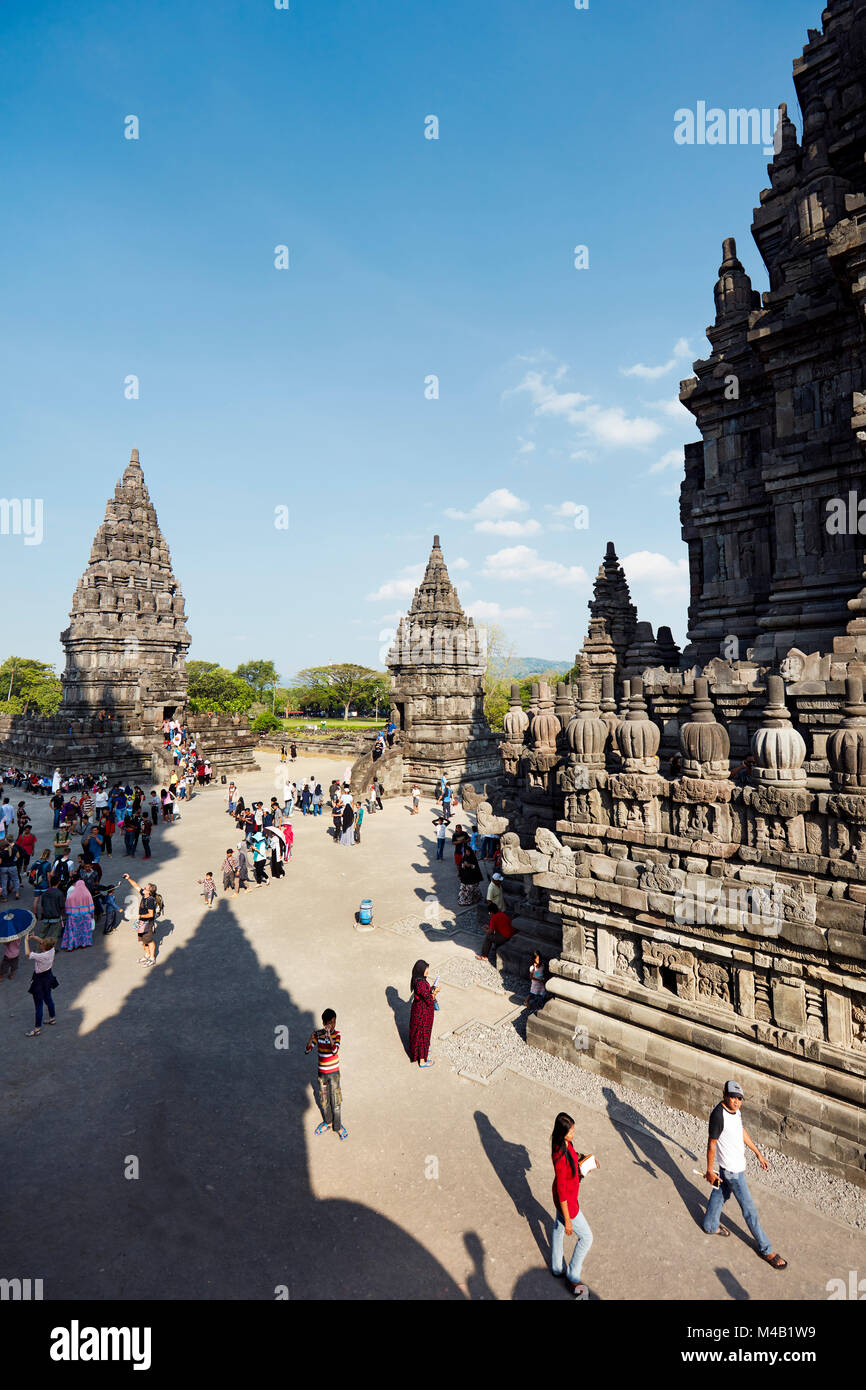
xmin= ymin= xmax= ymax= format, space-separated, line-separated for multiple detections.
xmin=306 ymin=1010 xmax=348 ymax=1140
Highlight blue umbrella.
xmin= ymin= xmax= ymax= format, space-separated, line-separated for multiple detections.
xmin=0 ymin=907 xmax=36 ymax=943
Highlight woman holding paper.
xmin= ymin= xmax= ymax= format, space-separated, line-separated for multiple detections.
xmin=550 ymin=1112 xmax=594 ymax=1297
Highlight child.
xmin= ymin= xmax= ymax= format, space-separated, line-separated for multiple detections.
xmin=305 ymin=1009 xmax=347 ymax=1140
xmin=0 ymin=936 xmax=20 ymax=980
xmin=140 ymin=817 xmax=152 ymax=859
xmin=525 ymin=951 xmax=546 ymax=1010
xmin=198 ymin=872 xmax=217 ymax=907
xmin=149 ymin=791 xmax=160 ymax=826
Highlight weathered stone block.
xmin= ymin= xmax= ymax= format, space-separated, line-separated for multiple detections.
xmin=828 ymin=930 xmax=866 ymax=961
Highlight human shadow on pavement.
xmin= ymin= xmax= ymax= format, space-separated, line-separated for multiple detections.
xmin=385 ymin=983 xmax=411 ymax=1054
xmin=511 ymin=1266 xmax=604 ymax=1301
xmin=474 ymin=1111 xmax=551 ymax=1263
xmin=2 ymin=894 xmax=467 ymax=1299
xmin=601 ymin=1084 xmax=711 ymax=1230
xmin=716 ymin=1267 xmax=750 ymax=1299
xmin=464 ymin=1232 xmax=498 ymax=1300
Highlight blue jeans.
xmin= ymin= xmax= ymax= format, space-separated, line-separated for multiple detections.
xmin=551 ymin=1209 xmax=593 ymax=1282
xmin=53 ymin=810 xmax=61 ymax=829
xmin=436 ymin=839 xmax=445 ymax=859
xmin=481 ymin=836 xmax=495 ymax=858
xmin=702 ymin=1168 xmax=771 ymax=1255
xmin=34 ymin=990 xmax=56 ymax=1028
xmin=312 ymin=804 xmax=320 ymax=816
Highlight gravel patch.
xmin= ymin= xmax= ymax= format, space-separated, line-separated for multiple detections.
xmin=380 ymin=914 xmax=456 ymax=940
xmin=433 ymin=953 xmax=507 ymax=993
xmin=437 ymin=1019 xmax=866 ymax=1232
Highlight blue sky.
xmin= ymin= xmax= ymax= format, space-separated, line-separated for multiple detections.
xmin=0 ymin=0 xmax=822 ymax=679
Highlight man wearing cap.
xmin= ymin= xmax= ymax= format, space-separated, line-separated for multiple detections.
xmin=486 ymin=872 xmax=505 ymax=912
xmin=702 ymin=1081 xmax=787 ymax=1269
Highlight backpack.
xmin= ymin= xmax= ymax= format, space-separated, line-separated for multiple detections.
xmin=154 ymin=893 xmax=165 ymax=918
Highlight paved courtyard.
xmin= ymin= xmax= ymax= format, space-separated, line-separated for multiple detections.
xmin=3 ymin=750 xmax=865 ymax=1301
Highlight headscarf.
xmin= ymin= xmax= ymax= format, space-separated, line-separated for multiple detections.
xmin=341 ymin=802 xmax=354 ymax=831
xmin=410 ymin=959 xmax=429 ymax=996
xmin=65 ymin=878 xmax=93 ymax=908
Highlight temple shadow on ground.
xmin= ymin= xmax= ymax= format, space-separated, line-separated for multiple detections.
xmin=2 ymin=883 xmax=466 ymax=1299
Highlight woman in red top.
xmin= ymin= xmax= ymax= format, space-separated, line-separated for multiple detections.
xmin=550 ymin=1111 xmax=594 ymax=1297
xmin=15 ymin=828 xmax=36 ymax=873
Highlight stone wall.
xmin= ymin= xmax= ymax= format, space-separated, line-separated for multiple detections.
xmin=489 ymin=672 xmax=866 ymax=1187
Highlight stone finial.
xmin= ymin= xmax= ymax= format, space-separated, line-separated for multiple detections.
xmin=554 ymin=681 xmax=575 ymax=728
xmin=527 ymin=681 xmax=540 ymax=720
xmin=530 ymin=681 xmax=561 ymax=754
xmin=828 ymin=677 xmax=866 ymax=792
xmin=655 ymin=626 xmax=681 ymax=670
xmin=565 ymin=677 xmax=609 ymax=768
xmin=618 ymin=678 xmax=631 ymax=721
xmin=615 ymin=676 xmax=660 ymax=774
xmin=600 ymin=671 xmax=618 ymax=736
xmin=751 ymin=674 xmax=807 ymax=786
xmin=714 ymin=238 xmax=758 ymax=323
xmin=503 ymin=682 xmax=529 ymax=743
xmin=680 ymin=676 xmax=730 ymax=779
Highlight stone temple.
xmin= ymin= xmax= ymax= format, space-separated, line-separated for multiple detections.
xmin=463 ymin=3 xmax=866 ymax=1189
xmin=0 ymin=449 xmax=258 ymax=781
xmin=350 ymin=535 xmax=500 ymax=798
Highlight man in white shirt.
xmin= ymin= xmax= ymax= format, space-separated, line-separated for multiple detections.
xmin=487 ymin=872 xmax=505 ymax=912
xmin=702 ymin=1080 xmax=787 ymax=1268
xmin=435 ymin=818 xmax=447 ymax=859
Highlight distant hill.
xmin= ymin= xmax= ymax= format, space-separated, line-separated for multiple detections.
xmin=508 ymin=657 xmax=572 ymax=678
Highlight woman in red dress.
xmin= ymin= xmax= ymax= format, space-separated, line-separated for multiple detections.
xmin=408 ymin=960 xmax=440 ymax=1068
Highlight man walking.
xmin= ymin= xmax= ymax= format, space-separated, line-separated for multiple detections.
xmin=306 ymin=1009 xmax=348 ymax=1140
xmin=702 ymin=1080 xmax=787 ymax=1268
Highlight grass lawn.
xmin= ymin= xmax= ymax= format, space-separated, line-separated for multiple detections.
xmin=277 ymin=718 xmax=381 ymax=733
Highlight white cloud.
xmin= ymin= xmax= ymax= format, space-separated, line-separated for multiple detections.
xmin=450 ymin=556 xmax=470 ymax=570
xmin=482 ymin=545 xmax=591 ymax=587
xmin=466 ymin=600 xmax=533 ymax=623
xmin=621 ymin=338 xmax=692 ymax=380
xmin=511 ymin=368 xmax=663 ymax=449
xmin=546 ymin=500 xmax=582 ymax=517
xmin=578 ymin=405 xmax=663 ymax=447
xmin=649 ymin=448 xmax=683 ymax=475
xmin=366 ymin=563 xmax=424 ymax=602
xmin=445 ymin=488 xmax=530 ymax=523
xmin=475 ymin=518 xmax=542 ymax=537
xmin=516 ymin=437 xmax=536 ymax=454
xmin=621 ymin=550 xmax=689 ymax=600
xmin=646 ymin=396 xmax=691 ymax=421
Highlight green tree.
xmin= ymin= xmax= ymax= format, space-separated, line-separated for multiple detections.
xmin=293 ymin=664 xmax=383 ymax=720
xmin=251 ymin=711 xmax=283 ymax=734
xmin=0 ymin=656 xmax=62 ymax=715
xmin=187 ymin=660 xmax=220 ymax=684
xmin=235 ymin=660 xmax=280 ymax=710
xmin=188 ymin=665 xmax=253 ymax=714
xmin=476 ymin=623 xmax=516 ymax=731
